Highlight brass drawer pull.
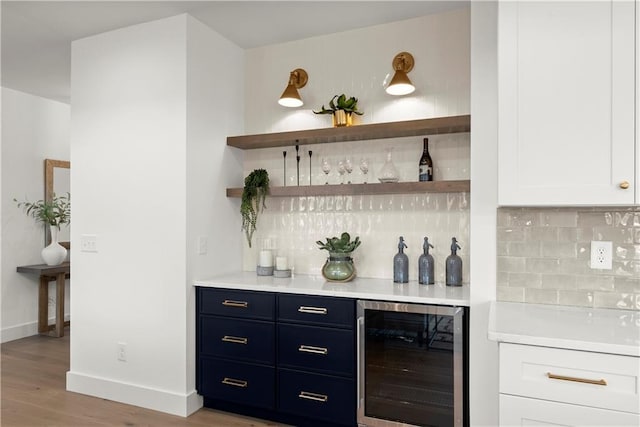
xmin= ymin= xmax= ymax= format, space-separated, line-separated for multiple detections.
xmin=222 ymin=300 xmax=248 ymax=308
xmin=298 ymin=345 xmax=328 ymax=355
xmin=619 ymin=181 xmax=630 ymax=189
xmin=221 ymin=377 xmax=248 ymax=388
xmin=547 ymin=372 xmax=607 ymax=386
xmin=298 ymin=391 xmax=328 ymax=402
xmin=221 ymin=335 xmax=248 ymax=345
xmin=298 ymin=306 xmax=328 ymax=315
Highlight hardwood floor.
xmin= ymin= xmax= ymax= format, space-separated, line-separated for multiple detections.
xmin=1 ymin=329 xmax=282 ymax=426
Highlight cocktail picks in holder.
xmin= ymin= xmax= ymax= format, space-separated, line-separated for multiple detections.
xmin=308 ymin=150 xmax=313 ymax=185
xmin=295 ymin=142 xmax=300 ymax=186
xmin=282 ymin=150 xmax=287 ymax=186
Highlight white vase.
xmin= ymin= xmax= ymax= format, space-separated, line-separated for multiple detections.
xmin=42 ymin=226 xmax=67 ymax=266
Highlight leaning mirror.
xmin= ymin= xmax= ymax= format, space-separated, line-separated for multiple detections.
xmin=44 ymin=159 xmax=70 ymax=248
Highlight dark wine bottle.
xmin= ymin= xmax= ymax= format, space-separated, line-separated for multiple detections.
xmin=418 ymin=138 xmax=433 ymax=182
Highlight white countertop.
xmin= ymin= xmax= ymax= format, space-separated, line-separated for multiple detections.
xmin=488 ymin=301 xmax=640 ymax=357
xmin=194 ymin=271 xmax=470 ymax=306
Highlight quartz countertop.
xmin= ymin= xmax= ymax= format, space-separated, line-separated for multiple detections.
xmin=194 ymin=271 xmax=470 ymax=306
xmin=488 ymin=301 xmax=640 ymax=357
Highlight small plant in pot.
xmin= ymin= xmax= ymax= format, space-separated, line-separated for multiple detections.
xmin=316 ymin=232 xmax=362 ymax=282
xmin=313 ymin=94 xmax=364 ymax=127
xmin=14 ymin=192 xmax=71 ymax=266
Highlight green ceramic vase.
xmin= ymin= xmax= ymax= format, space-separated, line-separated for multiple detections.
xmin=322 ymin=252 xmax=356 ymax=282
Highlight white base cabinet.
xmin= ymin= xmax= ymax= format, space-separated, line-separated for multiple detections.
xmin=498 ymin=1 xmax=635 ymax=205
xmin=500 ymin=394 xmax=640 ymax=426
xmin=498 ymin=343 xmax=640 ymax=426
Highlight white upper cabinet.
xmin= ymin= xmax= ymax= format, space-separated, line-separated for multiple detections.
xmin=498 ymin=1 xmax=635 ymax=205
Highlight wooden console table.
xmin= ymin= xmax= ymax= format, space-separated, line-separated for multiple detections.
xmin=17 ymin=261 xmax=70 ymax=337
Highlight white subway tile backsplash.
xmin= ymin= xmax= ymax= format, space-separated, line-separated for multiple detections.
xmin=557 ymin=290 xmax=593 ymax=308
xmin=243 ymin=192 xmax=469 ymax=283
xmin=496 ymin=286 xmax=525 ymax=303
xmin=524 ymin=288 xmax=559 ymax=305
xmin=498 ymin=207 xmax=640 ymax=311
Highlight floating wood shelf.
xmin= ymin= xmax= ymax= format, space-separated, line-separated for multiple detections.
xmin=226 ymin=180 xmax=470 ymax=198
xmin=227 ymin=115 xmax=470 ymax=150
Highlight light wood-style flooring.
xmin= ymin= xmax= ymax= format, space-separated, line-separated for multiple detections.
xmin=1 ymin=329 xmax=282 ymax=426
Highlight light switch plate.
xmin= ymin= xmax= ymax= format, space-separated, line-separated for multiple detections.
xmin=80 ymin=234 xmax=98 ymax=252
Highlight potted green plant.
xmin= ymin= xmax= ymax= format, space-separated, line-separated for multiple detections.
xmin=316 ymin=232 xmax=361 ymax=282
xmin=14 ymin=192 xmax=70 ymax=265
xmin=241 ymin=169 xmax=269 ymax=248
xmin=313 ymin=94 xmax=364 ymax=127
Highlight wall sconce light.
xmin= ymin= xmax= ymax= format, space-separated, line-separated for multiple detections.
xmin=278 ymin=68 xmax=308 ymax=107
xmin=386 ymin=52 xmax=415 ymax=96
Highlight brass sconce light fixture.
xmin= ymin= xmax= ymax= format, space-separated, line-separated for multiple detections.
xmin=278 ymin=68 xmax=308 ymax=107
xmin=386 ymin=52 xmax=415 ymax=96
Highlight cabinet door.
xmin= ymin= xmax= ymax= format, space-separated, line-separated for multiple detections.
xmin=498 ymin=1 xmax=635 ymax=205
xmin=500 ymin=394 xmax=640 ymax=426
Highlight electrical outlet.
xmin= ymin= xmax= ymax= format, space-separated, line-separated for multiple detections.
xmin=117 ymin=342 xmax=127 ymax=362
xmin=81 ymin=234 xmax=98 ymax=252
xmin=590 ymin=241 xmax=612 ymax=270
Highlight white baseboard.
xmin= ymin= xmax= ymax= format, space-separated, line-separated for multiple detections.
xmin=66 ymin=371 xmax=203 ymax=417
xmin=1 ymin=314 xmax=71 ymax=343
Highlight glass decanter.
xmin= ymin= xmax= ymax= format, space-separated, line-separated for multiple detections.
xmin=378 ymin=147 xmax=399 ymax=183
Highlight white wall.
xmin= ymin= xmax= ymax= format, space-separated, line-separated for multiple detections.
xmin=185 ymin=14 xmax=244 ymax=400
xmin=1 ymin=87 xmax=71 ymax=342
xmin=242 ymin=9 xmax=471 ymax=281
xmin=470 ymin=2 xmax=499 ymax=425
xmin=67 ymin=14 xmax=243 ymax=416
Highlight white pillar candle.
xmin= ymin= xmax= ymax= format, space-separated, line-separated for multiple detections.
xmin=259 ymin=250 xmax=273 ymax=267
xmin=276 ymin=256 xmax=288 ymax=271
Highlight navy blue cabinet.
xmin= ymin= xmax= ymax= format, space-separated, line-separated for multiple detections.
xmin=196 ymin=287 xmax=356 ymax=426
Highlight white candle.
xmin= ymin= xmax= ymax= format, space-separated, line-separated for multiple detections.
xmin=259 ymin=250 xmax=273 ymax=267
xmin=276 ymin=256 xmax=288 ymax=271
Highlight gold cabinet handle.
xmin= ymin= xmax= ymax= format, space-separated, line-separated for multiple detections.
xmin=547 ymin=372 xmax=607 ymax=386
xmin=221 ymin=377 xmax=248 ymax=388
xmin=298 ymin=391 xmax=328 ymax=402
xmin=222 ymin=299 xmax=248 ymax=308
xmin=619 ymin=181 xmax=630 ymax=189
xmin=221 ymin=335 xmax=248 ymax=345
xmin=298 ymin=345 xmax=328 ymax=355
xmin=298 ymin=306 xmax=328 ymax=315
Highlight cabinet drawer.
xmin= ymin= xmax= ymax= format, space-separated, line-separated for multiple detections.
xmin=278 ymin=294 xmax=354 ymax=328
xmin=200 ymin=316 xmax=275 ymax=364
xmin=199 ymin=288 xmax=275 ymax=320
xmin=199 ymin=358 xmax=275 ymax=410
xmin=500 ymin=394 xmax=640 ymax=426
xmin=500 ymin=343 xmax=640 ymax=414
xmin=278 ymin=368 xmax=355 ymax=426
xmin=278 ymin=324 xmax=354 ymax=376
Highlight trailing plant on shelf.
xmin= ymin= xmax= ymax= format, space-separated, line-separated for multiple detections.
xmin=14 ymin=192 xmax=71 ymax=229
xmin=241 ymin=169 xmax=269 ymax=248
xmin=313 ymin=94 xmax=364 ymax=116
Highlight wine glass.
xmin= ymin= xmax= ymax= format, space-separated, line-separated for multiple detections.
xmin=337 ymin=160 xmax=346 ymax=184
xmin=321 ymin=158 xmax=331 ymax=185
xmin=359 ymin=158 xmax=370 ymax=183
xmin=344 ymin=158 xmax=353 ymax=184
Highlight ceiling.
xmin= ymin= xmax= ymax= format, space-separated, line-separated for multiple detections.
xmin=1 ymin=1 xmax=468 ymax=104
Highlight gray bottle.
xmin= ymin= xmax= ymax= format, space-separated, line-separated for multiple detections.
xmin=446 ymin=237 xmax=462 ymax=286
xmin=418 ymin=237 xmax=435 ymax=285
xmin=393 ymin=236 xmax=409 ymax=283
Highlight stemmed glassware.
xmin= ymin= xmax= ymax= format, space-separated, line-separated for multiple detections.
xmin=337 ymin=160 xmax=346 ymax=184
xmin=359 ymin=158 xmax=370 ymax=183
xmin=344 ymin=158 xmax=353 ymax=184
xmin=321 ymin=158 xmax=331 ymax=185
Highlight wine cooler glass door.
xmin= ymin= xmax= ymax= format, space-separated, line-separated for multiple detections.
xmin=357 ymin=301 xmax=464 ymax=427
